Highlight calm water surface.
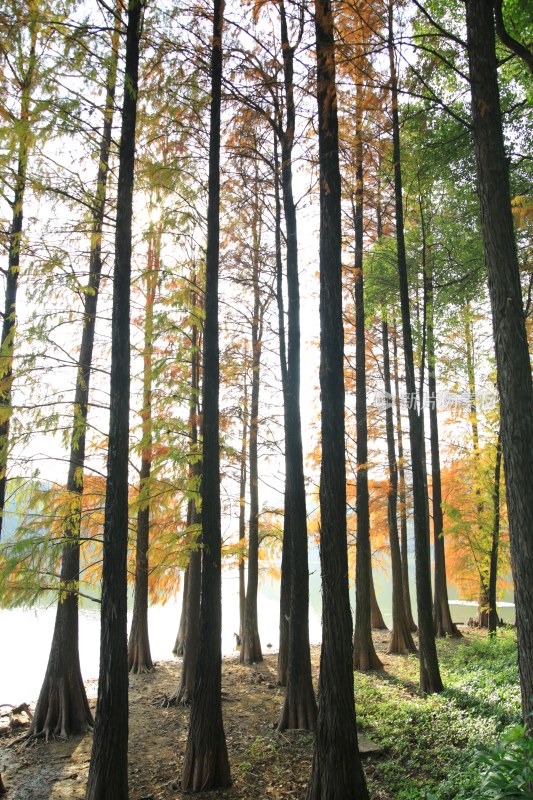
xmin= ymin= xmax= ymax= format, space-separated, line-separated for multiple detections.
xmin=0 ymin=566 xmax=514 ymax=705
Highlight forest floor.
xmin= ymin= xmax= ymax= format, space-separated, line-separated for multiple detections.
xmin=0 ymin=626 xmax=521 ymax=800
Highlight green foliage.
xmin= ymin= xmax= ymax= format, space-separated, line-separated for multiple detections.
xmin=457 ymin=725 xmax=533 ymax=800
xmin=237 ymin=735 xmax=278 ymax=777
xmin=355 ymin=632 xmax=522 ymax=799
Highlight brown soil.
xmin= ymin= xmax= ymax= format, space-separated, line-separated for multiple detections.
xmin=1 ymin=633 xmax=398 ymax=800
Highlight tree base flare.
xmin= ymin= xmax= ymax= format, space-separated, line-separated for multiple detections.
xmin=387 ymin=626 xmax=418 ymax=656
xmin=128 ymin=625 xmax=154 ymax=674
xmin=353 ymin=635 xmax=384 ymax=671
xmin=181 ymin=741 xmax=232 ymax=792
xmin=27 ymin=670 xmax=93 ymax=742
xmin=240 ymin=631 xmax=263 ymax=665
xmin=277 ymin=683 xmax=317 ymax=731
xmin=164 ymin=686 xmax=192 ymax=707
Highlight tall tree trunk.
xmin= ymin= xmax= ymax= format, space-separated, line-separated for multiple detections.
xmin=238 ymin=377 xmax=248 ymax=642
xmin=388 ymin=0 xmax=442 ymax=694
xmin=276 ymin=0 xmax=316 ymax=728
xmin=168 ymin=293 xmax=201 ymax=706
xmin=370 ymin=568 xmax=388 ymax=630
xmin=426 ymin=266 xmax=461 ymax=639
xmin=393 ymin=321 xmax=417 ymax=632
xmin=464 ymin=303 xmax=480 ymax=453
xmin=28 ymin=12 xmax=120 ymax=741
xmin=352 ymin=96 xmax=383 ymax=672
xmin=181 ymin=0 xmax=231 ymax=788
xmin=128 ymin=222 xmax=161 ymax=674
xmin=464 ymin=304 xmax=489 ymax=626
xmin=274 ymin=135 xmax=290 ymax=687
xmin=174 ymin=282 xmax=202 ymax=660
xmin=417 ymin=207 xmax=431 ymax=544
xmin=173 ymin=519 xmax=201 ymax=705
xmin=168 ymin=502 xmax=200 ymax=707
xmin=85 ymin=1 xmax=142 ymax=797
xmin=382 ymin=319 xmax=417 ymax=655
xmin=0 ymin=19 xmax=37 ymax=540
xmin=465 ymin=2 xmax=533 ymax=725
xmin=241 ymin=185 xmax=263 ymax=665
xmin=307 ymin=0 xmax=369 ymax=795
xmin=173 ymin=566 xmax=189 ymax=656
xmin=488 ymin=428 xmax=502 ymax=634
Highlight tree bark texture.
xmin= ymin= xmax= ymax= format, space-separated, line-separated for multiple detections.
xmin=370 ymin=569 xmax=388 ymax=631
xmin=170 ymin=310 xmax=201 ymax=705
xmin=181 ymin=0 xmax=231 ymax=788
xmin=488 ymin=429 xmax=502 ymax=634
xmin=238 ymin=378 xmax=248 ymax=642
xmin=388 ymin=0 xmax=442 ymax=694
xmin=129 ymin=224 xmax=161 ymax=675
xmin=85 ymin=2 xmax=142 ymax=797
xmin=464 ymin=304 xmax=489 ymax=626
xmin=173 ymin=566 xmax=189 ymax=656
xmin=426 ymin=267 xmax=461 ymax=639
xmin=352 ymin=97 xmax=383 ymax=672
xmin=393 ymin=323 xmax=417 ymax=633
xmin=170 ymin=502 xmax=201 ymax=706
xmin=307 ymin=1 xmax=369 ymax=795
xmin=382 ymin=320 xmax=417 ymax=656
xmin=275 ymin=0 xmax=316 ymax=725
xmin=241 ymin=185 xmax=263 ymax=666
xmin=274 ymin=135 xmax=290 ymax=688
xmin=466 ymin=0 xmax=533 ymax=726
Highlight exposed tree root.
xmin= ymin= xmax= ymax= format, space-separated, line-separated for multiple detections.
xmin=27 ymin=669 xmax=93 ymax=742
xmin=130 ymin=662 xmax=154 ymax=675
xmin=163 ymin=687 xmax=192 ymax=708
xmin=128 ymin=643 xmax=154 ymax=674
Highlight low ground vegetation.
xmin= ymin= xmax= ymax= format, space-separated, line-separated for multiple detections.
xmin=1 ymin=628 xmax=528 ymax=799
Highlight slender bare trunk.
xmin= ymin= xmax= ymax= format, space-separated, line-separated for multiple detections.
xmin=308 ymin=0 xmax=369 ymax=794
xmin=426 ymin=265 xmax=461 ymax=639
xmin=241 ymin=185 xmax=263 ymax=666
xmin=352 ymin=95 xmax=382 ymax=671
xmin=276 ymin=0 xmax=316 ymax=728
xmin=393 ymin=322 xmax=417 ymax=632
xmin=274 ymin=135 xmax=290 ymax=687
xmin=181 ymin=0 xmax=231 ymax=786
xmin=382 ymin=319 xmax=417 ymax=655
xmin=129 ymin=222 xmax=161 ymax=674
xmin=388 ymin=0 xmax=442 ymax=693
xmin=488 ymin=429 xmax=502 ymax=634
xmin=86 ymin=1 xmax=143 ymax=795
xmin=238 ymin=378 xmax=248 ymax=641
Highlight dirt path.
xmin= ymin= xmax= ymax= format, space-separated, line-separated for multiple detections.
xmin=1 ymin=636 xmax=395 ymax=799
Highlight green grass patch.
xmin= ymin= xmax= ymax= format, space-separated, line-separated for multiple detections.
xmin=354 ymin=630 xmax=524 ymax=799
